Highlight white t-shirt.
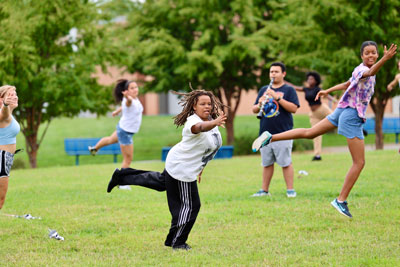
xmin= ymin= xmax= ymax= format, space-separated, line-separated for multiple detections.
xmin=165 ymin=114 xmax=222 ymax=182
xmin=119 ymin=97 xmax=143 ymax=133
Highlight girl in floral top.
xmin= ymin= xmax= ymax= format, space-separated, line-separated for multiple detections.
xmin=252 ymin=41 xmax=397 ymax=218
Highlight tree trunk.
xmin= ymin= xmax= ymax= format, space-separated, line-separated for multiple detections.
xmin=225 ymin=109 xmax=235 ymax=145
xmin=370 ymin=96 xmax=387 ymax=150
xmin=25 ymin=135 xmax=38 ymax=168
xmin=20 ymin=107 xmax=42 ymax=168
xmin=218 ymin=87 xmax=242 ymax=145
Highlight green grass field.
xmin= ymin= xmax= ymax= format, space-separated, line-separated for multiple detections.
xmin=1 ymin=150 xmax=399 ymax=266
xmin=15 ymin=115 xmax=395 ymax=168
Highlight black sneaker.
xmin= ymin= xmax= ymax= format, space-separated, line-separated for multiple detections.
xmin=172 ymin=243 xmax=192 ymax=251
xmin=107 ymin=169 xmax=120 ymax=193
xmin=331 ymin=198 xmax=352 ymax=218
xmin=312 ymin=155 xmax=322 ymax=161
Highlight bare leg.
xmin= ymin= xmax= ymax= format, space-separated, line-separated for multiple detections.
xmin=262 ymin=165 xmax=274 ymax=192
xmin=120 ymin=144 xmax=133 ymax=169
xmin=94 ymin=131 xmax=118 ymax=151
xmin=282 ymin=163 xmax=294 ymax=190
xmin=0 ymin=177 xmax=9 ymax=209
xmin=271 ymin=118 xmax=336 ymax=142
xmin=337 ymin=138 xmax=365 ymax=201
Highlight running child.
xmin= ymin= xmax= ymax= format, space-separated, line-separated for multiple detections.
xmin=252 ymin=41 xmax=397 ymax=218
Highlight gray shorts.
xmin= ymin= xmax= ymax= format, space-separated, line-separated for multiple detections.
xmin=260 ymin=140 xmax=293 ymax=167
xmin=0 ymin=150 xmax=14 ymax=178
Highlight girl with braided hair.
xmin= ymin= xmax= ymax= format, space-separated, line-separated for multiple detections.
xmin=107 ymin=89 xmax=227 ymax=250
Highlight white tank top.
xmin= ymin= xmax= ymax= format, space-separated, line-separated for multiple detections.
xmin=119 ymin=97 xmax=143 ymax=133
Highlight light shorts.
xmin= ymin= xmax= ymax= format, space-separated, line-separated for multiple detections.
xmin=116 ymin=123 xmax=135 ymax=146
xmin=326 ymin=107 xmax=364 ymax=140
xmin=260 ymin=140 xmax=293 ymax=167
xmin=0 ymin=150 xmax=14 ymax=178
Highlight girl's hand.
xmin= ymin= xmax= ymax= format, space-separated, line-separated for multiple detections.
xmin=3 ymin=91 xmax=18 ymax=107
xmin=383 ymin=44 xmax=397 ymax=61
xmin=112 ymin=110 xmax=119 ymax=117
xmin=315 ymin=90 xmax=328 ymax=101
xmin=214 ymin=112 xmax=227 ymax=128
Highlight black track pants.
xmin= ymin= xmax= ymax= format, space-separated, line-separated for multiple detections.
xmin=164 ymin=172 xmax=201 ymax=248
xmin=116 ymin=168 xmax=167 ymax=191
xmin=113 ymin=168 xmax=201 ymax=247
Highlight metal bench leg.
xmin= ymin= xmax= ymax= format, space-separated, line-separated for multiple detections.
xmin=113 ymin=154 xmax=117 ymax=163
xmin=75 ymin=155 xmax=79 ymax=166
xmin=396 ymin=133 xmax=399 ymax=144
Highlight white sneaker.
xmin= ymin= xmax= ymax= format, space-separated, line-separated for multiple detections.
xmin=252 ymin=131 xmax=272 ymax=152
xmin=286 ymin=190 xmax=297 ymax=198
xmin=118 ymin=185 xmax=131 ymax=190
xmin=251 ymin=189 xmax=271 ymax=197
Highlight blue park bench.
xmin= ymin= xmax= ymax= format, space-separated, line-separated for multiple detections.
xmin=64 ymin=138 xmax=121 ymax=166
xmin=161 ymin=145 xmax=234 ymax=161
xmin=363 ymin=117 xmax=400 ymax=144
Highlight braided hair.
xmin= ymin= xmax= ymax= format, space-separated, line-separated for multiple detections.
xmin=173 ymin=89 xmax=226 ymax=127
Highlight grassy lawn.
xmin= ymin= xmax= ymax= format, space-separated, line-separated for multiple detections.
xmin=15 ymin=115 xmax=397 ymax=168
xmin=1 ymin=150 xmax=399 ymax=266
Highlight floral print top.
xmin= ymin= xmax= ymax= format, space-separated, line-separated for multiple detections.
xmin=337 ymin=63 xmax=375 ymax=119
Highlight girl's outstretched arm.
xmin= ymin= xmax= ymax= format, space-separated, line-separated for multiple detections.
xmin=112 ymin=106 xmax=122 ymax=117
xmin=315 ymin=81 xmax=350 ymax=100
xmin=285 ymin=81 xmax=303 ymax=92
xmin=191 ymin=113 xmax=227 ymax=134
xmin=363 ymin=44 xmax=397 ymax=78
xmin=387 ymin=74 xmax=400 ymax=91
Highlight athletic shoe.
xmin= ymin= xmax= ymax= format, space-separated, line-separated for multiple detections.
xmin=252 ymin=131 xmax=272 ymax=152
xmin=48 ymin=229 xmax=65 ymax=241
xmin=173 ymin=243 xmax=192 ymax=251
xmin=118 ymin=185 xmax=131 ymax=190
xmin=331 ymin=198 xmax=352 ymax=218
xmin=286 ymin=189 xmax=297 ymax=198
xmin=88 ymin=146 xmax=97 ymax=156
xmin=107 ymin=169 xmax=120 ymax=193
xmin=312 ymin=155 xmax=322 ymax=161
xmin=251 ymin=189 xmax=271 ymax=197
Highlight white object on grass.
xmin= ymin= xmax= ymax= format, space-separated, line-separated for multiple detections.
xmin=48 ymin=229 xmax=64 ymax=241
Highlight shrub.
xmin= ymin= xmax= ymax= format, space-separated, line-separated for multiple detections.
xmin=234 ymin=134 xmax=256 ymax=155
xmin=293 ymin=139 xmax=313 ymax=152
xmin=12 ymin=158 xmax=27 ymax=169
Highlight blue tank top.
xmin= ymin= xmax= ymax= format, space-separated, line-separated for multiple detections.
xmin=0 ymin=116 xmax=20 ymax=145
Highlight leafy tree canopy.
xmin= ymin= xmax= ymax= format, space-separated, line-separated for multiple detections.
xmin=0 ymin=0 xmax=124 ymax=167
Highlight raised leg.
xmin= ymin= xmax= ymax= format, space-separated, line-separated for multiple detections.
xmin=271 ymin=118 xmax=336 ymax=142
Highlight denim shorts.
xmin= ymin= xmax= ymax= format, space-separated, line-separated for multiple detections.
xmin=327 ymin=107 xmax=364 ymax=140
xmin=116 ymin=123 xmax=135 ymax=145
xmin=260 ymin=140 xmax=293 ymax=167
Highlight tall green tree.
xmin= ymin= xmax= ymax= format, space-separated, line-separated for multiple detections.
xmin=270 ymin=0 xmax=400 ymax=149
xmin=123 ymin=0 xmax=278 ymax=144
xmin=0 ymin=0 xmax=121 ymax=167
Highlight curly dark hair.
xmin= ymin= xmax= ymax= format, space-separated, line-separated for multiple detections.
xmin=172 ymin=88 xmax=227 ymax=127
xmin=306 ymin=71 xmax=321 ymax=87
xmin=113 ymin=79 xmax=135 ymax=103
